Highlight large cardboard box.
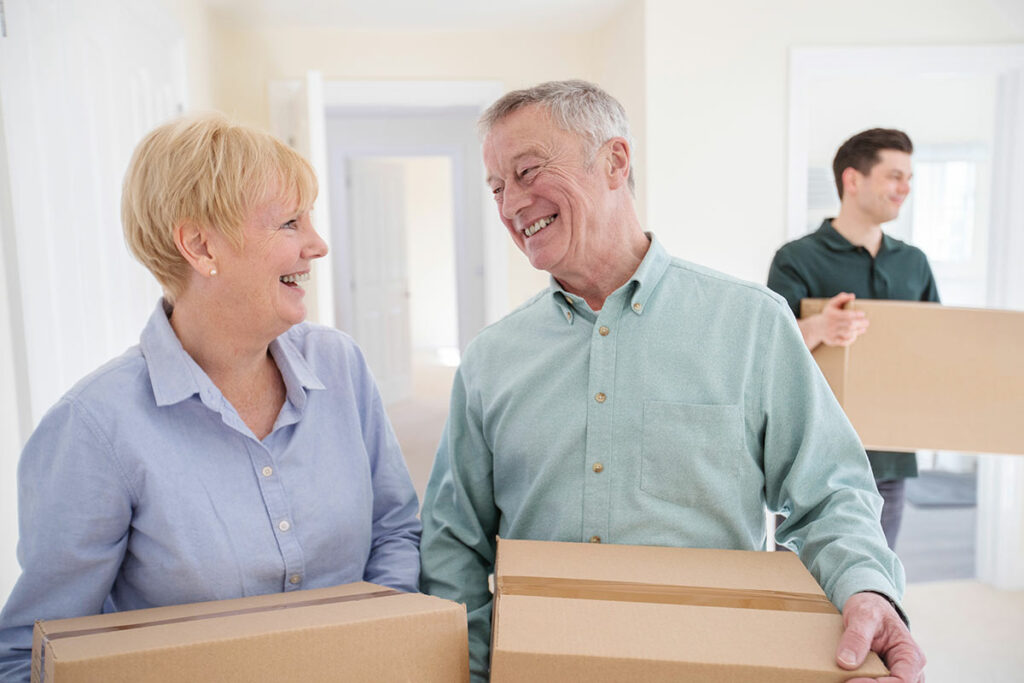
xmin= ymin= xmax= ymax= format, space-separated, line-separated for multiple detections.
xmin=490 ymin=538 xmax=887 ymax=682
xmin=32 ymin=582 xmax=468 ymax=683
xmin=801 ymin=299 xmax=1024 ymax=455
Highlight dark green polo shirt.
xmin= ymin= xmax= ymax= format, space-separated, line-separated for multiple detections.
xmin=767 ymin=219 xmax=940 ymax=480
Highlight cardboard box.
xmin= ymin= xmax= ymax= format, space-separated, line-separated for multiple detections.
xmin=32 ymin=582 xmax=468 ymax=683
xmin=490 ymin=538 xmax=887 ymax=682
xmin=801 ymin=299 xmax=1024 ymax=455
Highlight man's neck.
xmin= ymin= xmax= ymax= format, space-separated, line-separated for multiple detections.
xmin=831 ymin=210 xmax=883 ymax=257
xmin=556 ymin=228 xmax=651 ymax=311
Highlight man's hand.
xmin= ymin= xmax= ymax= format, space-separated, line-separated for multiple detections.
xmin=798 ymin=292 xmax=869 ymax=350
xmin=838 ymin=592 xmax=926 ymax=682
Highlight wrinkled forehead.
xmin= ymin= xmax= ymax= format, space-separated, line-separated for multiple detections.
xmin=483 ymin=105 xmax=584 ymax=177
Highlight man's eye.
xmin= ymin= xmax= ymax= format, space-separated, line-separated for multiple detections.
xmin=491 ymin=186 xmax=503 ymax=197
xmin=519 ymin=166 xmax=537 ymax=179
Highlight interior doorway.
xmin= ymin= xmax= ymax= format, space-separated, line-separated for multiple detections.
xmin=338 ymin=153 xmax=460 ymax=404
xmin=325 ymin=109 xmax=482 ymax=403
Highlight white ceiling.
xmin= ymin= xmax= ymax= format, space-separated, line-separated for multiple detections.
xmin=205 ymin=0 xmax=633 ymax=32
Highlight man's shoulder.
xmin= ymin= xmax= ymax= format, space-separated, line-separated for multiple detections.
xmin=462 ymin=289 xmax=551 ymax=356
xmin=663 ymin=255 xmax=792 ymax=312
xmin=772 ymin=229 xmax=825 ymax=261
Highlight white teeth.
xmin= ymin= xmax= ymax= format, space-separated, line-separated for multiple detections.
xmin=525 ymin=215 xmax=556 ymax=237
xmin=280 ymin=272 xmax=310 ymax=284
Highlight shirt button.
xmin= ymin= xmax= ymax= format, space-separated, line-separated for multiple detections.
xmin=565 ymin=310 xmax=573 ymax=322
xmin=289 ymin=574 xmax=302 ymax=585
xmin=595 ymin=392 xmax=606 ymax=403
xmin=262 ymin=466 xmax=273 ymax=477
xmin=592 ymin=462 xmax=604 ymax=473
xmin=598 ymin=326 xmax=610 ymax=336
xmin=278 ymin=520 xmax=291 ymax=532
xmin=590 ymin=535 xmax=602 ymax=543
xmin=563 ymin=294 xmax=574 ymax=304
xmin=632 ymin=302 xmax=643 ymax=313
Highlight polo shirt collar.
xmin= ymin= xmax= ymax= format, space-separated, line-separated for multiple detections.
xmin=549 ymin=232 xmax=669 ymax=324
xmin=816 ymin=219 xmax=902 ymax=255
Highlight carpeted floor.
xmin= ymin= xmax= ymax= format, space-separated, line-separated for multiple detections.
xmin=905 ymin=470 xmax=978 ymax=508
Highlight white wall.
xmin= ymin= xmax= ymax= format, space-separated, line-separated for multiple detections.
xmin=645 ymin=0 xmax=1024 ymax=285
xmin=403 ymin=157 xmax=459 ymax=351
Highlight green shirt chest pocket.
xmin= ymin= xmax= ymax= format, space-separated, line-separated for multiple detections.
xmin=641 ymin=401 xmax=746 ymax=507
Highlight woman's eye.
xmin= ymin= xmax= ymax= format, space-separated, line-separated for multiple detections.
xmin=282 ymin=219 xmax=299 ymax=230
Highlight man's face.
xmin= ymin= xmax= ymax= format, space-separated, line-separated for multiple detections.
xmin=482 ymin=104 xmax=610 ymax=278
xmin=849 ymin=149 xmax=912 ymax=224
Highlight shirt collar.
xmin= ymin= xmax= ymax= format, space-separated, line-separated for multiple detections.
xmin=139 ymin=299 xmax=216 ymax=408
xmin=549 ymin=232 xmax=670 ymax=324
xmin=140 ymin=299 xmax=325 ymax=411
xmin=269 ymin=330 xmax=326 ymax=411
xmin=816 ymin=219 xmax=902 ymax=255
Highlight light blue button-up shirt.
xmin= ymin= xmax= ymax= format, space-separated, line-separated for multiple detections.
xmin=0 ymin=300 xmax=421 ymax=681
xmin=420 ymin=236 xmax=904 ymax=681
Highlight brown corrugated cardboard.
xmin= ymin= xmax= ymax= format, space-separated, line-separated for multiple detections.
xmin=801 ymin=299 xmax=1024 ymax=455
xmin=491 ymin=539 xmax=887 ymax=682
xmin=32 ymin=582 xmax=468 ymax=683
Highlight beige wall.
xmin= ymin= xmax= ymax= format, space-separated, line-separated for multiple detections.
xmin=595 ymin=0 xmax=647 ymax=228
xmin=645 ymin=0 xmax=1024 ymax=285
xmin=164 ymin=0 xmax=218 ymax=110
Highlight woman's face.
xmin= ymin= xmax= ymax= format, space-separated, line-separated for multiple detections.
xmin=211 ymin=189 xmax=328 ymax=340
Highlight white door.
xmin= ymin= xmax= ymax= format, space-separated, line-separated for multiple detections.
xmin=346 ymin=158 xmax=413 ymax=403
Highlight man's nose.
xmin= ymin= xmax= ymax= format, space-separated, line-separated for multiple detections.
xmin=500 ymin=180 xmax=530 ymax=221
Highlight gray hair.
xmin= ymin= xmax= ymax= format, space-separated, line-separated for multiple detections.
xmin=479 ymin=80 xmax=635 ymax=193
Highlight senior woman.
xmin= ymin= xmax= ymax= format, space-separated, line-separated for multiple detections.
xmin=0 ymin=114 xmax=421 ymax=680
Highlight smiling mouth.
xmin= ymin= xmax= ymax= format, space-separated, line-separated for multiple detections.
xmin=524 ymin=214 xmax=557 ymax=237
xmin=280 ymin=272 xmax=310 ymax=287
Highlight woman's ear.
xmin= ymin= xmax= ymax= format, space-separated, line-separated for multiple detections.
xmin=174 ymin=220 xmax=218 ymax=277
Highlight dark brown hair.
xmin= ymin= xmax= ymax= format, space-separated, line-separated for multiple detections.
xmin=832 ymin=128 xmax=913 ymax=199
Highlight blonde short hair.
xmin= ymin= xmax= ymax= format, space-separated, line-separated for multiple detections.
xmin=121 ymin=113 xmax=318 ymax=301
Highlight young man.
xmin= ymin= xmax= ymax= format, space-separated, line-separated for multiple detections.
xmin=767 ymin=128 xmax=940 ymax=550
xmin=421 ymin=83 xmax=924 ymax=682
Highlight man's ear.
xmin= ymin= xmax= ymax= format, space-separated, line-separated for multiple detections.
xmin=604 ymin=137 xmax=631 ymax=190
xmin=174 ymin=219 xmax=218 ymax=276
xmin=841 ymin=166 xmax=861 ymax=199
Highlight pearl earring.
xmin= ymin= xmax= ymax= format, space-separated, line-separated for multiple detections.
xmin=209 ymin=268 xmax=218 ymax=277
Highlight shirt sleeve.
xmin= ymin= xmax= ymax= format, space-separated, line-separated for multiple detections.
xmin=419 ymin=364 xmax=498 ymax=683
xmin=0 ymin=398 xmax=134 ymax=683
xmin=766 ymin=248 xmax=810 ymax=318
xmin=351 ymin=348 xmax=422 ymax=594
xmin=920 ymin=256 xmax=940 ymax=304
xmin=758 ymin=302 xmax=907 ymax=613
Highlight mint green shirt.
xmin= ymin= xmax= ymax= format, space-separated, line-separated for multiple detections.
xmin=420 ymin=237 xmax=904 ymax=681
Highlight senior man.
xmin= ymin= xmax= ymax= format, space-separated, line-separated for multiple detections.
xmin=419 ymin=80 xmax=925 ymax=683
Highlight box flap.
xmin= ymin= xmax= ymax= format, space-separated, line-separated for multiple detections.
xmin=496 ymin=539 xmax=828 ymax=602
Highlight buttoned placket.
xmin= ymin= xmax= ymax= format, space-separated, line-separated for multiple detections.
xmin=580 ymin=293 xmax=627 ymax=546
xmin=245 ymin=431 xmax=307 ymax=591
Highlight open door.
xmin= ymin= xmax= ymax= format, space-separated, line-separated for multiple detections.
xmin=268 ymin=71 xmax=335 ymax=328
xmin=346 ymin=157 xmax=413 ymax=404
